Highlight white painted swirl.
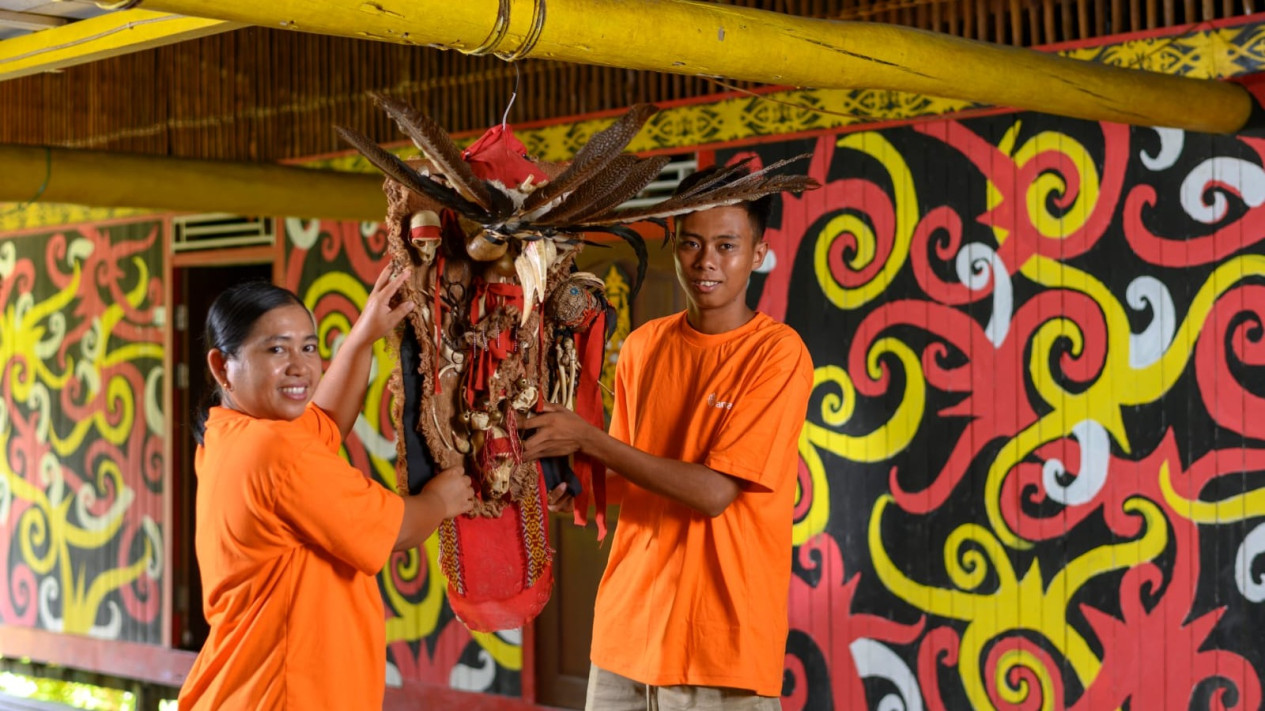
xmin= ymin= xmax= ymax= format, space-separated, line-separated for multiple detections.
xmin=143 ymin=516 xmax=164 ymax=578
xmin=1042 ymin=420 xmax=1110 ymax=506
xmin=1141 ymin=128 xmax=1184 ymax=171
xmin=0 ymin=242 xmax=15 ymax=278
xmin=145 ymin=367 xmax=165 ymax=436
xmin=955 ymin=242 xmax=1012 ymax=349
xmin=450 ymin=649 xmax=497 ymax=692
xmin=67 ymin=236 xmax=94 ymax=265
xmin=88 ymin=600 xmax=123 ymax=640
xmin=1235 ymin=521 xmax=1265 ymax=603
xmin=850 ymin=638 xmax=923 ymax=711
xmin=0 ymin=470 xmax=10 ymax=525
xmin=1181 ymin=157 xmax=1265 ymax=224
xmin=74 ymin=476 xmax=134 ymax=533
xmin=38 ymin=577 xmax=63 ymax=632
xmin=39 ymin=451 xmax=63 ymax=507
xmin=1126 ymin=276 xmax=1176 ymax=369
xmin=285 ymin=218 xmax=322 ymax=249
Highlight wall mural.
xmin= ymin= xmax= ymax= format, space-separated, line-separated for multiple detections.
xmin=744 ymin=116 xmax=1265 ymax=709
xmin=0 ymin=219 xmax=165 ymax=644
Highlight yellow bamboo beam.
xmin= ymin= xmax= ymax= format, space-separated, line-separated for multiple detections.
xmin=0 ymin=9 xmax=238 ymax=82
xmin=0 ymin=144 xmax=385 ymax=220
xmin=129 ymin=0 xmax=1255 ymax=133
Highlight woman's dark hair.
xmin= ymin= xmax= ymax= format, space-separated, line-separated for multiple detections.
xmin=193 ymin=281 xmax=306 ymax=445
xmin=673 ymin=164 xmax=774 ymax=240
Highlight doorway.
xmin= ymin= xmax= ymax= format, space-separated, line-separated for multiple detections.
xmin=170 ymin=262 xmax=272 ymax=650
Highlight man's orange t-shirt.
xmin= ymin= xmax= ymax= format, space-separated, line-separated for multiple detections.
xmin=179 ymin=404 xmax=405 ymax=710
xmin=590 ymin=312 xmax=813 ymax=696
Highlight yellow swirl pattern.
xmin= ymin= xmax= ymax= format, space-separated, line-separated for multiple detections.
xmin=1013 ymin=131 xmax=1102 ymax=240
xmin=795 ymin=339 xmax=925 ymax=545
xmin=870 ymin=494 xmax=1167 ymax=710
xmin=984 ymin=254 xmax=1265 ymax=549
xmin=814 ymin=132 xmax=918 ymax=311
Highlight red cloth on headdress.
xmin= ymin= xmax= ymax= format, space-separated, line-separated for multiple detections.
xmin=462 ymin=125 xmax=550 ymax=188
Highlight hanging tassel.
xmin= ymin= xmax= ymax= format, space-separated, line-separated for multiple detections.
xmin=570 ymin=310 xmax=609 ymax=540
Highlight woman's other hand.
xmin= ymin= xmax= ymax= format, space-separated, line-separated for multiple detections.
xmin=395 ymin=467 xmax=476 ymax=551
xmin=423 ymin=467 xmax=477 ymax=519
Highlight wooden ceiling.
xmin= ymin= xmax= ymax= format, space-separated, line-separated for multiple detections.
xmin=0 ymin=0 xmax=1256 ymax=163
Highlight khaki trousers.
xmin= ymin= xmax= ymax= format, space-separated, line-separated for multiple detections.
xmin=584 ymin=665 xmax=782 ymax=711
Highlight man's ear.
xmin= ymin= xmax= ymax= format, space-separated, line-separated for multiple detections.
xmin=752 ymin=239 xmax=770 ymax=270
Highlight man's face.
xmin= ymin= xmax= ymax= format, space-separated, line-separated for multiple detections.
xmin=673 ymin=206 xmax=768 ymax=313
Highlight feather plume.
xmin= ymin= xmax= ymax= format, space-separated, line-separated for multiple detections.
xmin=369 ymin=92 xmax=512 ymax=218
xmin=334 ymin=125 xmax=489 ymax=221
xmin=671 ymin=156 xmax=756 ymax=200
xmin=540 ymin=155 xmax=670 ymax=226
xmin=586 ymin=173 xmax=820 ymax=226
xmin=536 ymin=154 xmax=640 ymax=226
xmin=708 ymin=153 xmax=815 ymax=193
xmin=520 ymin=104 xmax=658 ymax=214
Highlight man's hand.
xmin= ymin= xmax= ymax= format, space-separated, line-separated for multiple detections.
xmin=547 ymin=483 xmax=575 ymax=514
xmin=520 ymin=402 xmax=598 ymax=460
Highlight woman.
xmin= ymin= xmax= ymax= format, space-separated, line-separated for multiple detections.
xmin=178 ymin=268 xmax=474 ymax=710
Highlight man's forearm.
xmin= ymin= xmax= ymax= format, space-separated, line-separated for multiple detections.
xmin=580 ymin=429 xmax=740 ymax=517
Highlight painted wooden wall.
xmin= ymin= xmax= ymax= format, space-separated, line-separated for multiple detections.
xmin=733 ymin=115 xmax=1265 ymax=709
xmin=0 ymin=219 xmax=166 ymax=645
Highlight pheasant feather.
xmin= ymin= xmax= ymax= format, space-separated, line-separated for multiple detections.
xmin=521 ymin=103 xmax=659 ymax=214
xmin=334 ymin=125 xmax=489 ymax=221
xmin=369 ymin=92 xmax=510 ymax=216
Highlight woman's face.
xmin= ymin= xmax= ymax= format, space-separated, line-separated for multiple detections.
xmin=216 ymin=304 xmax=322 ymax=421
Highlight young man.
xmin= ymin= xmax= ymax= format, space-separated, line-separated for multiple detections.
xmin=523 ymin=165 xmax=814 ymax=710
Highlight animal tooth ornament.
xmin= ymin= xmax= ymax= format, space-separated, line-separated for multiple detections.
xmin=339 ymin=94 xmax=820 ymax=632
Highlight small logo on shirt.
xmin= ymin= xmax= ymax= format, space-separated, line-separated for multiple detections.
xmin=706 ymin=393 xmax=734 ymax=410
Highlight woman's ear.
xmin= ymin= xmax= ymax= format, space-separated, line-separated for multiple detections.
xmin=207 ymin=349 xmax=229 ymax=391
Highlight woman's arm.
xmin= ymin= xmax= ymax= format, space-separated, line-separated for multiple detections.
xmin=314 ymin=266 xmax=414 ymax=439
xmin=394 ymin=466 xmax=476 ymax=550
xmin=521 ymin=403 xmax=742 ymax=517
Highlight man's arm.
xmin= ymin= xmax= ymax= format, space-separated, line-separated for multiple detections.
xmin=521 ymin=402 xmax=742 ymax=517
xmin=314 ymin=267 xmax=414 ymax=439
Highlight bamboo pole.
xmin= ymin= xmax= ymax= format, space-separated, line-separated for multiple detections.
xmin=129 ymin=0 xmax=1255 ymax=133
xmin=0 ymin=9 xmax=238 ymax=82
xmin=0 ymin=144 xmax=386 ymax=220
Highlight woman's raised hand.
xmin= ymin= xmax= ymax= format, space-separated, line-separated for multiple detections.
xmin=352 ymin=266 xmax=415 ymax=346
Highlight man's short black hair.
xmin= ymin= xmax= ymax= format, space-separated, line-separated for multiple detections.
xmin=673 ymin=165 xmax=774 ymax=240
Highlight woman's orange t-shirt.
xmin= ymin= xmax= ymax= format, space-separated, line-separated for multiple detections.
xmin=590 ymin=312 xmax=814 ymax=696
xmin=178 ymin=404 xmax=405 ymax=710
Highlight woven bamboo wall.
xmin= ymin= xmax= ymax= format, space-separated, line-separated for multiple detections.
xmin=0 ymin=0 xmax=1255 ymax=162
